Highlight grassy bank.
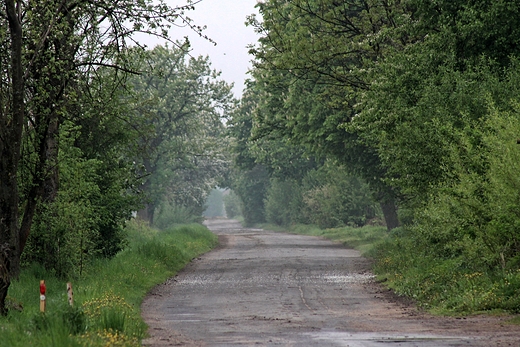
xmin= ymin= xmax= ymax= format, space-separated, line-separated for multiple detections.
xmin=0 ymin=221 xmax=218 ymax=347
xmin=371 ymin=227 xmax=520 ymax=316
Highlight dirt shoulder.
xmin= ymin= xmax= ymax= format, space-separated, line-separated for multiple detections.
xmin=141 ymin=219 xmax=519 ymax=346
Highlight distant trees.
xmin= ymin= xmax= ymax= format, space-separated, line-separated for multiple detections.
xmin=203 ymin=189 xmax=225 ymax=218
xmin=245 ymin=0 xmax=403 ymax=228
xmin=129 ymin=46 xmax=234 ymax=225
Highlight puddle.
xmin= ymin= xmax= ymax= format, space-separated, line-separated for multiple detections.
xmin=318 ymin=273 xmax=375 ymax=284
xmin=176 ymin=272 xmax=375 ymax=287
xmin=306 ymin=331 xmax=473 ymax=346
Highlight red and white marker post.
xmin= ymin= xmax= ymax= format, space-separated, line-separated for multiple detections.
xmin=39 ymin=280 xmax=46 ymax=313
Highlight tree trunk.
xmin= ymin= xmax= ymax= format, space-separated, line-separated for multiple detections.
xmin=0 ymin=280 xmax=8 ymax=316
xmin=380 ymin=200 xmax=399 ymax=231
xmin=0 ymin=0 xmax=25 ymax=316
xmin=137 ymin=203 xmax=156 ymax=226
xmin=0 ymin=244 xmax=12 ymax=316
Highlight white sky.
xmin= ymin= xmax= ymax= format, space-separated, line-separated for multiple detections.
xmin=137 ymin=0 xmax=261 ymax=98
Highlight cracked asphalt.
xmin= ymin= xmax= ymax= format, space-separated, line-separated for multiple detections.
xmin=141 ymin=219 xmax=519 ymax=346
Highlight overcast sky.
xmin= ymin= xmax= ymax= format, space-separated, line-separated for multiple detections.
xmin=138 ymin=0 xmax=261 ymax=98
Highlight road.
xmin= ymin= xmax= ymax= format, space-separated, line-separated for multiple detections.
xmin=141 ymin=219 xmax=518 ymax=346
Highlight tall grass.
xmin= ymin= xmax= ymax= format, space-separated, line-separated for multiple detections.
xmin=372 ymin=227 xmax=520 ymax=315
xmin=0 ymin=220 xmax=218 ymax=347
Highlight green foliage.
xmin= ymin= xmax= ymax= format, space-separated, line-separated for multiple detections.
xmin=229 ymin=80 xmax=381 ymax=230
xmin=411 ymin=100 xmax=520 ymax=269
xmin=232 ymin=165 xmax=270 ymax=226
xmin=264 ymin=178 xmax=303 ymax=227
xmin=301 ymin=165 xmax=380 ymax=229
xmin=223 ymin=190 xmax=242 ymax=219
xmin=153 ymin=201 xmax=204 ymax=230
xmin=29 ymin=305 xmax=86 ymax=336
xmin=373 ymin=231 xmax=520 ymax=314
xmin=129 ymin=45 xmax=234 ymax=224
xmin=62 ymin=306 xmax=87 ymax=335
xmin=0 ymin=221 xmax=217 ymax=346
xmin=369 ymin=78 xmax=520 ymax=313
xmin=1 ymin=0 xmax=205 ymax=317
xmin=241 ymin=1 xmax=402 ymax=230
xmin=262 ymin=164 xmax=380 ymax=229
xmin=23 ymin=119 xmax=138 ymax=277
xmin=408 ymin=0 xmax=520 ymax=68
xmin=100 ymin=308 xmax=126 ymax=333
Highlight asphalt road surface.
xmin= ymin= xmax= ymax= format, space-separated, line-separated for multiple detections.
xmin=141 ymin=219 xmax=518 ymax=346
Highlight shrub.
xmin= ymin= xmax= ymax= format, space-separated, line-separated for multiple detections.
xmin=154 ymin=201 xmax=203 ymax=229
xmin=264 ymin=178 xmax=303 ymax=226
xmin=223 ymin=190 xmax=242 ymax=218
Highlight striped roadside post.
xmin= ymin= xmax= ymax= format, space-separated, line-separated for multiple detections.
xmin=39 ymin=280 xmax=46 ymax=313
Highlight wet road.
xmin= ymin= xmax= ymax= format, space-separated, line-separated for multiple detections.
xmin=141 ymin=219 xmax=518 ymax=346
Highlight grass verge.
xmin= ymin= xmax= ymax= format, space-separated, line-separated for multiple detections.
xmin=0 ymin=220 xmax=218 ymax=347
xmin=371 ymin=227 xmax=520 ymax=317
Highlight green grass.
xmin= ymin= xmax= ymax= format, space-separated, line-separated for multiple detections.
xmin=0 ymin=220 xmax=218 ymax=347
xmin=371 ymin=228 xmax=520 ymax=317
xmin=506 ymin=316 xmax=520 ymax=325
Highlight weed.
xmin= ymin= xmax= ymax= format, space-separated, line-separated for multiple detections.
xmin=101 ymin=308 xmax=126 ymax=332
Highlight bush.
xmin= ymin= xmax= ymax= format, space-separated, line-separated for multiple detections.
xmin=154 ymin=201 xmax=203 ymax=229
xmin=372 ymin=226 xmax=520 ymax=314
xmin=22 ymin=124 xmax=137 ymax=277
xmin=366 ymin=81 xmax=520 ymax=314
xmin=223 ymin=190 xmax=242 ymax=218
xmin=264 ymin=178 xmax=303 ymax=226
xmin=301 ymin=165 xmax=379 ymax=229
xmin=233 ymin=165 xmax=270 ymax=226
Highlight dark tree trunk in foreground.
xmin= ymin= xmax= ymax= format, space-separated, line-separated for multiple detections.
xmin=0 ymin=0 xmax=24 ymax=316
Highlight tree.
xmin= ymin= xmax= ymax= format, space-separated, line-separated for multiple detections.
xmin=23 ymin=67 xmax=144 ymax=276
xmin=223 ymin=190 xmax=242 ymax=219
xmin=0 ymin=0 xmax=203 ymax=315
xmin=351 ymin=0 xmax=520 ymax=206
xmin=129 ymin=45 xmax=234 ymax=225
xmin=247 ymin=0 xmax=406 ymax=229
xmin=407 ymin=0 xmax=520 ymax=69
xmin=229 ymin=81 xmax=380 ymax=228
xmin=226 ymin=81 xmax=266 ymax=226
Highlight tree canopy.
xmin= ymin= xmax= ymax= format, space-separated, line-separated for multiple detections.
xmin=0 ymin=0 xmax=217 ymax=315
xmin=236 ymin=0 xmax=520 ymax=280
xmin=129 ymin=45 xmax=234 ymax=225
